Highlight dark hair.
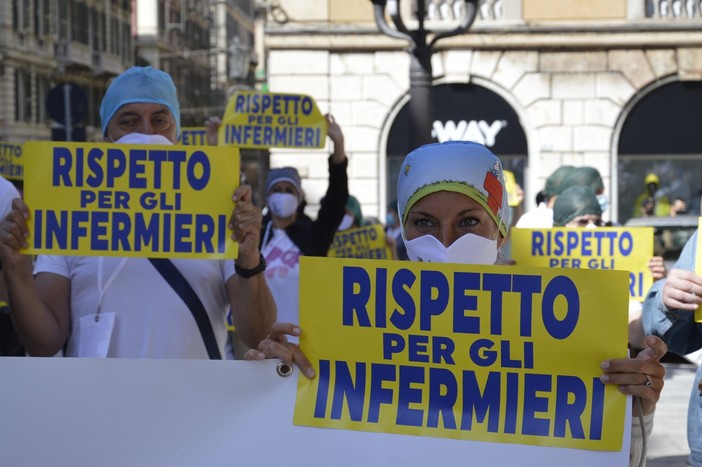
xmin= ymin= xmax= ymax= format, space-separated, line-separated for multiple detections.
xmin=535 ymin=190 xmax=546 ymax=205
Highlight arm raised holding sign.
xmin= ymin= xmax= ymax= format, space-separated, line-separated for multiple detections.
xmin=228 ymin=184 xmax=276 ymax=348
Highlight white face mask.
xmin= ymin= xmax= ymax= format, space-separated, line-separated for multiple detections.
xmin=337 ymin=213 xmax=355 ymax=231
xmin=115 ymin=133 xmax=173 ymax=145
xmin=404 ymin=232 xmax=498 ymax=265
xmin=268 ymin=193 xmax=299 ymax=218
xmin=596 ymin=194 xmax=608 ymax=213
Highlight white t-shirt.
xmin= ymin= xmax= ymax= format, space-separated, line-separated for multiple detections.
xmin=515 ymin=202 xmax=553 ymax=228
xmin=34 ymin=256 xmax=235 ymax=359
xmin=262 ymin=226 xmax=302 ymax=329
xmin=0 ymin=176 xmax=20 ymax=218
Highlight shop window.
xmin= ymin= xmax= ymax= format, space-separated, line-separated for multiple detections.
xmin=618 ymin=80 xmax=702 ymax=222
xmin=14 ymin=70 xmax=33 ymax=123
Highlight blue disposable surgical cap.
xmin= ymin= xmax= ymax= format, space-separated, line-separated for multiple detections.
xmin=99 ymin=66 xmax=181 ymax=138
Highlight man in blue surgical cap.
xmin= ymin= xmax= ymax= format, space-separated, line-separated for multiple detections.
xmin=0 ymin=67 xmax=286 ymax=365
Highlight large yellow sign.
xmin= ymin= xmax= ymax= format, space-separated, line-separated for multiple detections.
xmin=510 ymin=227 xmax=654 ymax=301
xmin=295 ymin=257 xmax=629 ymax=451
xmin=23 ymin=141 xmax=240 ymax=259
xmin=0 ymin=142 xmax=24 ymax=180
xmin=218 ymin=91 xmax=327 ymax=149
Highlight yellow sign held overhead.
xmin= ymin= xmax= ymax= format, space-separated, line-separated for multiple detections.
xmin=218 ymin=91 xmax=327 ymax=149
xmin=328 ymin=224 xmax=392 ymax=260
xmin=23 ymin=141 xmax=240 ymax=259
xmin=0 ymin=143 xmax=24 ymax=180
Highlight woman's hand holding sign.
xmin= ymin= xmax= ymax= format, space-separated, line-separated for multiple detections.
xmin=600 ymin=335 xmax=667 ymax=416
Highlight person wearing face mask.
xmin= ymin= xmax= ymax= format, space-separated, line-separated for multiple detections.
xmin=259 ymin=115 xmax=348 ymax=328
xmin=338 ymin=195 xmax=363 ymax=231
xmin=253 ymin=142 xmax=669 ymax=465
xmin=515 ymin=165 xmax=575 ymax=228
xmin=552 ymin=185 xmax=667 ymax=353
xmin=0 ymin=66 xmax=278 ymax=361
xmin=395 ymin=141 xmax=667 ymax=467
xmin=554 ymin=166 xmax=613 ymax=219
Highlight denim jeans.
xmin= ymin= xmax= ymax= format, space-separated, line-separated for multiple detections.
xmin=690 ymin=365 xmax=702 ymax=467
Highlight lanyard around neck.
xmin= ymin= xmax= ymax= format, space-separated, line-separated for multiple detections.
xmin=95 ymin=257 xmax=129 ymax=322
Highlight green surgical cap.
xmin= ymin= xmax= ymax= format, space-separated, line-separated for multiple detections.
xmin=345 ymin=195 xmax=363 ymax=227
xmin=553 ymin=185 xmax=602 ymax=226
xmin=543 ymin=166 xmax=575 ymax=197
xmin=556 ymin=166 xmax=604 ymax=195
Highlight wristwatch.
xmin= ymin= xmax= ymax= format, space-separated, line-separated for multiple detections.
xmin=235 ymin=253 xmax=267 ymax=278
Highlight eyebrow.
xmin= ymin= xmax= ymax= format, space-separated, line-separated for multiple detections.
xmin=409 ymin=207 xmax=483 ymax=218
xmin=115 ymin=108 xmax=170 ymax=118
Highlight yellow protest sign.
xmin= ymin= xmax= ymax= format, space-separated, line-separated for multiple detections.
xmin=295 ymin=257 xmax=629 ymax=451
xmin=510 ymin=227 xmax=654 ymax=302
xmin=328 ymin=224 xmax=392 ymax=260
xmin=218 ymin=91 xmax=327 ymax=149
xmin=0 ymin=142 xmax=24 ymax=180
xmin=179 ymin=127 xmax=209 ymax=146
xmin=23 ymin=141 xmax=239 ymax=259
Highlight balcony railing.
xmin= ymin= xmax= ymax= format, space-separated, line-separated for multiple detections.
xmin=646 ymin=0 xmax=702 ymax=19
xmin=419 ymin=0 xmax=702 ymax=24
xmin=426 ymin=0 xmax=504 ymax=21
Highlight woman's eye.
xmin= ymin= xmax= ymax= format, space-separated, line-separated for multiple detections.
xmin=412 ymin=218 xmax=435 ymax=229
xmin=458 ymin=216 xmax=479 ymax=228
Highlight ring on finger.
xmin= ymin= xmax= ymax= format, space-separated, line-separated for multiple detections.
xmin=644 ymin=374 xmax=653 ymax=387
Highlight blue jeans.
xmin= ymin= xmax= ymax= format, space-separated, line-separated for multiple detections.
xmin=690 ymin=365 xmax=702 ymax=467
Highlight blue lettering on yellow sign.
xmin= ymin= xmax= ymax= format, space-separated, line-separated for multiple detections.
xmin=531 ymin=230 xmax=633 ymax=257
xmin=234 ymin=93 xmax=314 ymax=115
xmin=312 ymin=360 xmax=605 ymax=439
xmin=223 ymin=125 xmax=321 ymax=148
xmin=33 ymin=209 xmax=226 ymax=254
xmin=342 ymin=267 xmax=580 ymax=340
xmin=51 ymin=147 xmax=210 ymax=190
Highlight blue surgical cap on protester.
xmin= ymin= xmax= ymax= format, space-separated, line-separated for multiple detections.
xmin=99 ymin=66 xmax=181 ymax=138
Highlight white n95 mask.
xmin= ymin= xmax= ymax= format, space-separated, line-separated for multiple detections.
xmin=404 ymin=233 xmax=498 ymax=265
xmin=268 ymin=192 xmax=299 ymax=218
xmin=337 ymin=214 xmax=354 ymax=231
xmin=115 ymin=133 xmax=173 ymax=145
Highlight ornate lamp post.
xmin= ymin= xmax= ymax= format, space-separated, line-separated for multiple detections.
xmin=371 ymin=0 xmax=478 ymax=148
xmin=228 ymin=37 xmax=252 ymax=82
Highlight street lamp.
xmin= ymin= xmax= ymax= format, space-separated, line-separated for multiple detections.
xmin=371 ymin=0 xmax=478 ymax=148
xmin=228 ymin=37 xmax=252 ymax=82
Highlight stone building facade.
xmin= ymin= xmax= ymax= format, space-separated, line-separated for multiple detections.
xmin=262 ymin=0 xmax=702 ymax=224
xmin=0 ymin=0 xmax=255 ymax=142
